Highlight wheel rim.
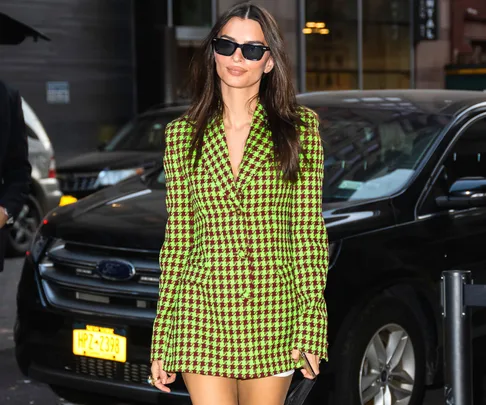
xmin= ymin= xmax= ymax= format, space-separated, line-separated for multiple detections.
xmin=359 ymin=323 xmax=415 ymax=405
xmin=9 ymin=202 xmax=39 ymax=250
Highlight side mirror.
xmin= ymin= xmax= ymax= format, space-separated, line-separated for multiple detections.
xmin=436 ymin=177 xmax=486 ymax=209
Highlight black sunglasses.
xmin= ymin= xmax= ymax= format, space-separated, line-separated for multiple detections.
xmin=212 ymin=37 xmax=270 ymax=61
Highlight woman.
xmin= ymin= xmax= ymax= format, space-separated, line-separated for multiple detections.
xmin=150 ymin=3 xmax=329 ymax=404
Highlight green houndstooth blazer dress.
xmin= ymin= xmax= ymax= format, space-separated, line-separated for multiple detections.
xmin=150 ymin=101 xmax=329 ymax=379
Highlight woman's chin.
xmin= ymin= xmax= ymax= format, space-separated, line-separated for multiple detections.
xmin=220 ymin=75 xmax=259 ymax=90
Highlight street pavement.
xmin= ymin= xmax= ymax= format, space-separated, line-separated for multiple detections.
xmin=0 ymin=257 xmax=448 ymax=405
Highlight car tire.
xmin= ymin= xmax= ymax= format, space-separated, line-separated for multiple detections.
xmin=331 ymin=295 xmax=426 ymax=405
xmin=49 ymin=385 xmax=118 ymax=405
xmin=6 ymin=195 xmax=42 ymax=256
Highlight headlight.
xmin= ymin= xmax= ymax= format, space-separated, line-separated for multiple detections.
xmin=96 ymin=168 xmax=144 ymax=186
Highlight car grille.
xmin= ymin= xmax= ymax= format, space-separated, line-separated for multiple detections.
xmin=57 ymin=173 xmax=100 ymax=195
xmin=74 ymin=356 xmax=150 ymax=385
xmin=39 ymin=239 xmax=160 ymax=320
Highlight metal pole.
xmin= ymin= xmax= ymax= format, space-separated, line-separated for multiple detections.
xmin=409 ymin=0 xmax=415 ymax=88
xmin=163 ymin=26 xmax=177 ymax=105
xmin=167 ymin=0 xmax=173 ymax=27
xmin=211 ymin=0 xmax=218 ymax=25
xmin=442 ymin=270 xmax=473 ymax=405
xmin=130 ymin=0 xmax=138 ymax=114
xmin=164 ymin=0 xmax=175 ymax=104
xmin=297 ymin=0 xmax=306 ymax=93
xmin=357 ymin=0 xmax=363 ymax=90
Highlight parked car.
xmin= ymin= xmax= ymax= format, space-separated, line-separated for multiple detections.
xmin=7 ymin=98 xmax=62 ymax=256
xmin=56 ymin=104 xmax=187 ymax=200
xmin=1 ymin=10 xmax=56 ymax=255
xmin=14 ymin=89 xmax=486 ymax=405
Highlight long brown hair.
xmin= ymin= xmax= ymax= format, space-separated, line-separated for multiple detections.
xmin=186 ymin=2 xmax=307 ymax=182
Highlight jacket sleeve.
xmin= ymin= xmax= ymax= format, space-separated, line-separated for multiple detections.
xmin=151 ymin=121 xmax=195 ymax=362
xmin=0 ymin=88 xmax=31 ymax=219
xmin=291 ymin=110 xmax=330 ymax=361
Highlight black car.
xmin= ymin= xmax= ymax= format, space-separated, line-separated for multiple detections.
xmin=56 ymin=104 xmax=187 ymax=199
xmin=15 ymin=90 xmax=486 ymax=405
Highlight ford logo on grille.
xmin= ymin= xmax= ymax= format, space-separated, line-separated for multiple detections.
xmin=96 ymin=259 xmax=136 ymax=281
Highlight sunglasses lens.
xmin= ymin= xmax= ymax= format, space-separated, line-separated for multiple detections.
xmin=213 ymin=38 xmax=268 ymax=61
xmin=242 ymin=44 xmax=265 ymax=61
xmin=214 ymin=39 xmax=236 ymax=56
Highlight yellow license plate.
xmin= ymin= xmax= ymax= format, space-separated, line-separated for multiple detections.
xmin=73 ymin=324 xmax=127 ymax=363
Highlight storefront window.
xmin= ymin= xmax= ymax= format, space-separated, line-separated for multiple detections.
xmin=305 ymin=0 xmax=358 ymax=91
xmin=362 ymin=0 xmax=411 ymax=89
xmin=174 ymin=0 xmax=212 ymax=27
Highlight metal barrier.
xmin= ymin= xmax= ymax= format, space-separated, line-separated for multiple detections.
xmin=442 ymin=270 xmax=486 ymax=405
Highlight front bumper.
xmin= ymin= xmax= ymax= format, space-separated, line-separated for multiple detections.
xmin=15 ymin=256 xmax=190 ymax=404
xmin=29 ymin=364 xmax=190 ymax=405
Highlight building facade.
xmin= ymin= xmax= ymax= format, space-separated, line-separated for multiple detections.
xmin=179 ymin=0 xmax=486 ymax=91
xmin=1 ymin=0 xmax=485 ymax=161
xmin=175 ymin=0 xmax=414 ymax=93
xmin=0 ymin=0 xmax=135 ymax=162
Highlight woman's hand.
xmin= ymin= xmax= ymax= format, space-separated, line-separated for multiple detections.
xmin=151 ymin=360 xmax=176 ymax=392
xmin=291 ymin=349 xmax=320 ymax=379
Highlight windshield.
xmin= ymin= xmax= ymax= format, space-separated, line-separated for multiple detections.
xmin=143 ymin=107 xmax=451 ymax=200
xmin=316 ymin=107 xmax=451 ymax=202
xmin=104 ymin=112 xmax=181 ymax=152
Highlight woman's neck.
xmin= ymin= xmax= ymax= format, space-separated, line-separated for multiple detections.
xmin=221 ymin=85 xmax=259 ymax=130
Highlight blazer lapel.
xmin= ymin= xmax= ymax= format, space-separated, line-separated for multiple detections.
xmin=200 ymin=115 xmax=239 ymax=204
xmin=234 ymin=102 xmax=275 ymax=191
xmin=197 ymin=101 xmax=275 ymax=206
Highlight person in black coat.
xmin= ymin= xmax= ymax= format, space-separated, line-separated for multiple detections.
xmin=0 ymin=80 xmax=31 ymax=272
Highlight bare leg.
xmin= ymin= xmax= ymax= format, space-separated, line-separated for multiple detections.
xmin=181 ymin=372 xmax=238 ymax=405
xmin=237 ymin=374 xmax=293 ymax=405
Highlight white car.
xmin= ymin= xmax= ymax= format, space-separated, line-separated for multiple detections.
xmin=6 ymin=99 xmax=62 ymax=255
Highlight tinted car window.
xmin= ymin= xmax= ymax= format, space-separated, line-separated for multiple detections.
xmin=104 ymin=112 xmax=180 ymax=152
xmin=314 ymin=107 xmax=451 ymax=202
xmin=444 ymin=118 xmax=486 ymax=180
xmin=420 ymin=117 xmax=486 ymax=214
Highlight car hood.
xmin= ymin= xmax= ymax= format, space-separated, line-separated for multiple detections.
xmin=46 ymin=176 xmax=395 ymax=251
xmin=47 ymin=176 xmax=167 ymax=252
xmin=321 ymin=199 xmax=394 ymax=240
xmin=56 ymin=151 xmax=163 ymax=173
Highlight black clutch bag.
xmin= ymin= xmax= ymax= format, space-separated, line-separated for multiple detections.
xmin=284 ymin=351 xmax=318 ymax=405
xmin=284 ymin=377 xmax=316 ymax=405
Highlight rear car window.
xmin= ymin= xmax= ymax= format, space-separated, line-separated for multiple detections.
xmin=104 ymin=112 xmax=181 ymax=152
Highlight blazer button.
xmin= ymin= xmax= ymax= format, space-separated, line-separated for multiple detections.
xmin=235 ymin=207 xmax=244 ymax=215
